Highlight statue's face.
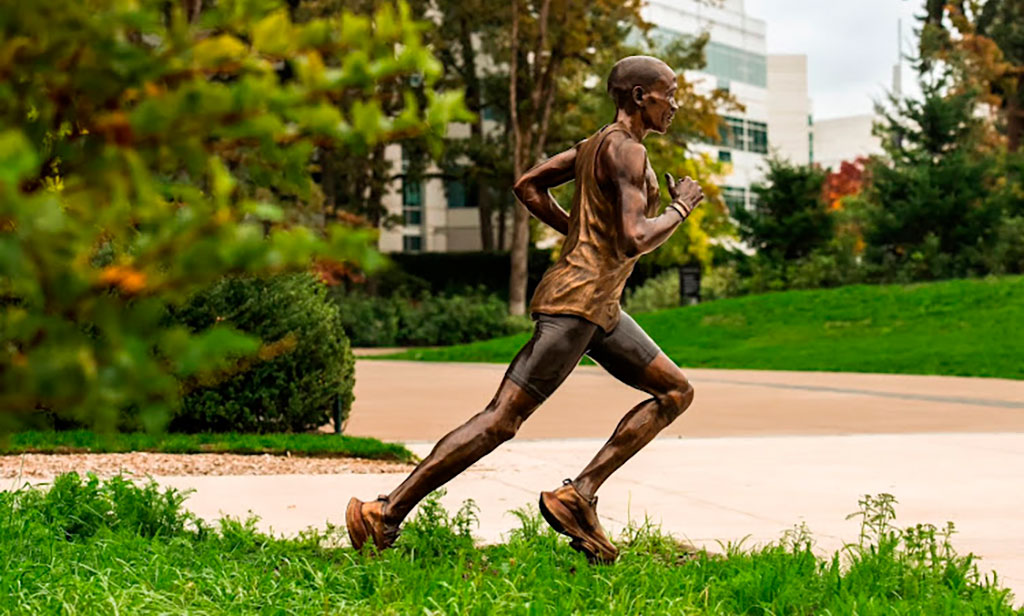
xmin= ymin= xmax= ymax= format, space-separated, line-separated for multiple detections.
xmin=640 ymin=72 xmax=678 ymax=135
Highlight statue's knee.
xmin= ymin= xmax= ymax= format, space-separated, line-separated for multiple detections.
xmin=484 ymin=412 xmax=519 ymax=445
xmin=660 ymin=382 xmax=694 ymax=422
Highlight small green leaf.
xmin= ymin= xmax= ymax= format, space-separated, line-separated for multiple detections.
xmin=0 ymin=130 xmax=39 ymax=186
xmin=252 ymin=10 xmax=293 ymax=56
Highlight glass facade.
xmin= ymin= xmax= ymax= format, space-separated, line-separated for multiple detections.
xmin=705 ymin=40 xmax=767 ymax=88
xmin=646 ymin=28 xmax=767 ymax=88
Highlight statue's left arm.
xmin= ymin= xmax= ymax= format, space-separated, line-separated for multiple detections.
xmin=512 ymin=146 xmax=578 ymax=236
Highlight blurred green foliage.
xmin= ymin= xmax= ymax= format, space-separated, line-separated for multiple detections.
xmin=0 ymin=0 xmax=468 ymax=432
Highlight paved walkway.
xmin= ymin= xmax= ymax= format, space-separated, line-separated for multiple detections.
xmin=155 ymin=360 xmax=1024 ymax=604
xmin=344 ymin=360 xmax=1024 ymax=439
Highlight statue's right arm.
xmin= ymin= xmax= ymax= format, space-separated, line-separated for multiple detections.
xmin=512 ymin=146 xmax=578 ymax=236
xmin=606 ymin=137 xmax=684 ymax=258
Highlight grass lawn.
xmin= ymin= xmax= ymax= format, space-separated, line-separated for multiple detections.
xmin=0 ymin=430 xmax=414 ymax=462
xmin=0 ymin=473 xmax=1018 ymax=614
xmin=383 ymin=276 xmax=1024 ymax=379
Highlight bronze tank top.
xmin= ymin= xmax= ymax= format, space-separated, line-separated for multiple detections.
xmin=529 ymin=124 xmax=657 ymax=333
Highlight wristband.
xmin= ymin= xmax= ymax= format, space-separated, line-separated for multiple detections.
xmin=667 ymin=201 xmax=688 ymax=220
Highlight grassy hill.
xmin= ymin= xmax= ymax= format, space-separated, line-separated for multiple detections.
xmin=379 ymin=276 xmax=1023 ymax=379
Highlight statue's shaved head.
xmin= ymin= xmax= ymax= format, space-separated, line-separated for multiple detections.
xmin=606 ymin=56 xmax=675 ymax=108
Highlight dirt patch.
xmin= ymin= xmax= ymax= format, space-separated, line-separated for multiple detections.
xmin=0 ymin=453 xmax=415 ymax=479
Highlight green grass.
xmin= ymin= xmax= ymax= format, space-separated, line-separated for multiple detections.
xmin=0 ymin=473 xmax=1018 ymax=614
xmin=0 ymin=430 xmax=414 ymax=462
xmin=383 ymin=276 xmax=1024 ymax=379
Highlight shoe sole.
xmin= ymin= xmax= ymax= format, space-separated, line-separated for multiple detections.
xmin=346 ymin=497 xmax=369 ymax=551
xmin=538 ymin=491 xmax=617 ymax=564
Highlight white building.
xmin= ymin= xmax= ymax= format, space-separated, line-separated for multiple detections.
xmin=811 ymin=114 xmax=883 ymax=170
xmin=377 ymin=120 xmax=514 ymax=254
xmin=767 ymin=54 xmax=812 ymax=166
xmin=644 ymin=0 xmax=812 ymax=213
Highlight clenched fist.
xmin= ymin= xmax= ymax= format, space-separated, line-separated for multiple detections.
xmin=664 ymin=172 xmax=704 ymax=220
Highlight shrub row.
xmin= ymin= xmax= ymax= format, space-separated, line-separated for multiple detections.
xmin=331 ymin=289 xmax=532 ymax=347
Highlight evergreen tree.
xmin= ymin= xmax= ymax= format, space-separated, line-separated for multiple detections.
xmin=736 ymin=158 xmax=832 ymax=266
xmin=863 ymin=73 xmax=1004 ymax=279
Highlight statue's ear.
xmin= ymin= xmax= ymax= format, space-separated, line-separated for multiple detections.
xmin=631 ymin=85 xmax=645 ymax=107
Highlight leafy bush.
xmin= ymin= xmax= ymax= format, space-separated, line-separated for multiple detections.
xmin=399 ymin=293 xmax=528 ymax=346
xmin=622 ymin=269 xmax=681 ymax=314
xmin=702 ymin=263 xmax=744 ymax=301
xmin=333 ymin=289 xmax=531 ymax=347
xmin=331 ymin=293 xmax=403 ymax=347
xmin=171 ymin=274 xmax=354 ymax=433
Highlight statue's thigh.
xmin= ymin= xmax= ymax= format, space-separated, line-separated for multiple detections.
xmin=586 ymin=311 xmax=668 ymax=393
xmin=504 ymin=313 xmax=598 ymax=403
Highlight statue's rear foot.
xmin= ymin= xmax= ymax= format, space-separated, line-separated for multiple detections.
xmin=346 ymin=495 xmax=401 ymax=552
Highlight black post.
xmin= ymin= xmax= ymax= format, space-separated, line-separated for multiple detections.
xmin=679 ymin=265 xmax=701 ymax=306
xmin=333 ymin=393 xmax=342 ymax=435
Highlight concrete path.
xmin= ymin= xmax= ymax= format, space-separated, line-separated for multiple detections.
xmin=154 ymin=360 xmax=1024 ymax=604
xmin=344 ymin=360 xmax=1024 ymax=440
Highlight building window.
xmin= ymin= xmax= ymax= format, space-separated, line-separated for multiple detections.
xmin=721 ymin=186 xmax=746 ymax=215
xmin=718 ymin=150 xmax=732 ymax=163
xmin=808 ymin=114 xmax=814 ymax=164
xmin=715 ymin=116 xmax=769 ymax=154
xmin=482 ymin=106 xmax=505 ymax=122
xmin=402 ymin=235 xmax=422 ymax=252
xmin=403 ymin=177 xmax=423 ymax=228
xmin=445 ymin=178 xmax=469 ymax=208
xmin=402 ymin=178 xmax=422 ymax=206
xmin=403 ymin=209 xmax=422 ymax=225
xmin=748 ymin=121 xmax=768 ymax=154
xmin=720 ymin=116 xmax=745 ymax=150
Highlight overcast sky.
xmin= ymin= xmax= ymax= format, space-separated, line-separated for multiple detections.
xmin=744 ymin=0 xmax=923 ymax=120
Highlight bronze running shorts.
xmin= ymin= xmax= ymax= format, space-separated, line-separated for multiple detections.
xmin=505 ymin=311 xmax=662 ymax=402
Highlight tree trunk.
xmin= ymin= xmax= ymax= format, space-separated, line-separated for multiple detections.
xmin=320 ymin=148 xmax=336 ymax=232
xmin=1007 ymin=94 xmax=1021 ymax=153
xmin=478 ymin=182 xmax=495 ymax=250
xmin=507 ymin=0 xmax=528 ymax=315
xmin=457 ymin=13 xmax=495 ymax=250
xmin=184 ymin=0 xmax=203 ymax=23
xmin=497 ymin=200 xmax=507 ymax=250
xmin=366 ymin=143 xmax=387 ymax=227
xmin=509 ymin=190 xmax=530 ymax=315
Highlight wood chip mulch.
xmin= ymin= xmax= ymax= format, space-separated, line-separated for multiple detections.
xmin=0 ymin=452 xmax=415 ymax=479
